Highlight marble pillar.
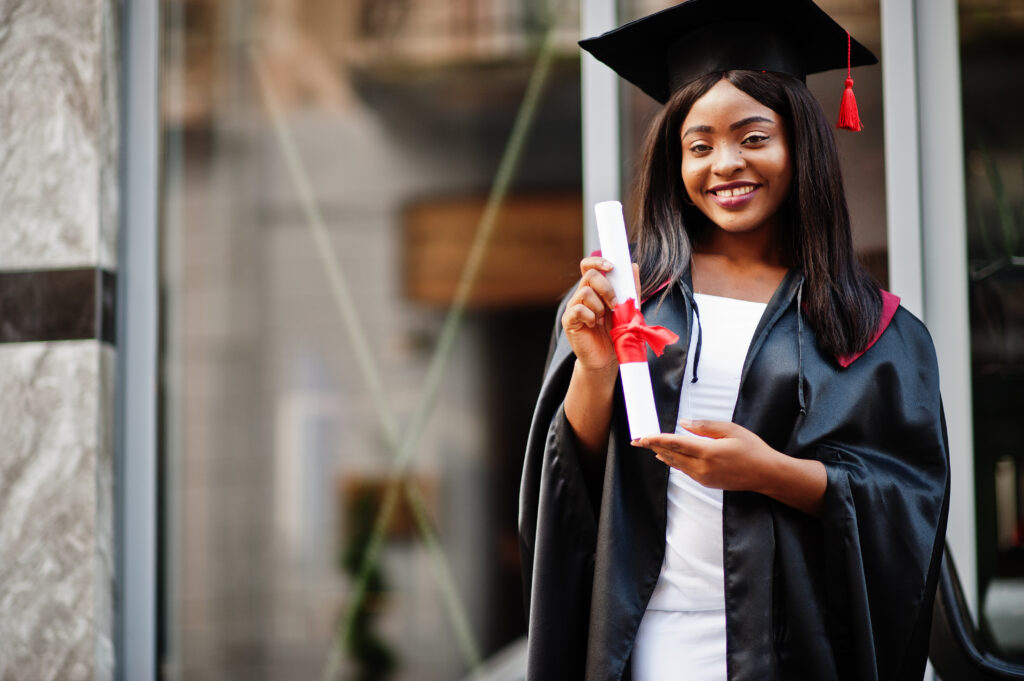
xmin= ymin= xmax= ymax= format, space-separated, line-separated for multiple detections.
xmin=0 ymin=344 xmax=115 ymax=681
xmin=0 ymin=1 xmax=119 ymax=679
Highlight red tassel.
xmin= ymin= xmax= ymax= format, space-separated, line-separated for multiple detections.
xmin=836 ymin=31 xmax=863 ymax=132
xmin=837 ymin=77 xmax=863 ymax=131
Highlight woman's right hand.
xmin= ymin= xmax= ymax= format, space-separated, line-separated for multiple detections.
xmin=562 ymin=257 xmax=639 ymax=460
xmin=561 ymin=257 xmax=632 ymax=371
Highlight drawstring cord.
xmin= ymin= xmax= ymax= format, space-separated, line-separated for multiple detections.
xmin=685 ymin=271 xmax=805 ymax=412
xmin=690 ymin=301 xmax=703 ymax=384
xmin=796 ymin=283 xmax=807 ymax=415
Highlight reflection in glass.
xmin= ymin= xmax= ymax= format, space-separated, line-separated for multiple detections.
xmin=160 ymin=0 xmax=581 ymax=679
xmin=961 ymin=0 xmax=1024 ymax=662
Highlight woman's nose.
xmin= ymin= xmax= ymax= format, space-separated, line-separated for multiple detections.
xmin=711 ymin=145 xmax=745 ymax=175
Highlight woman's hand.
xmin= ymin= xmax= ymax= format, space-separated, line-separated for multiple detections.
xmin=561 ymin=257 xmax=640 ymax=371
xmin=634 ymin=420 xmax=778 ymax=491
xmin=633 ymin=420 xmax=827 ymax=517
xmin=562 ymin=257 xmax=641 ymax=462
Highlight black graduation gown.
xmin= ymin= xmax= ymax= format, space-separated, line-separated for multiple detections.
xmin=518 ymin=269 xmax=950 ymax=681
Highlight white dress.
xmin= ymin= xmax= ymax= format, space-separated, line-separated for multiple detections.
xmin=631 ymin=293 xmax=767 ymax=681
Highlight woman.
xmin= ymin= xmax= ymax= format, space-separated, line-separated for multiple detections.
xmin=518 ymin=2 xmax=950 ymax=680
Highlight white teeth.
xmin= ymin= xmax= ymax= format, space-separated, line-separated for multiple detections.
xmin=712 ymin=185 xmax=755 ymax=197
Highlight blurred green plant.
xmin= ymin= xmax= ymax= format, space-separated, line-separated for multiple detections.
xmin=340 ymin=490 xmax=397 ymax=681
xmin=970 ymin=148 xmax=1024 ymax=269
xmin=967 ymin=146 xmax=1024 ymax=370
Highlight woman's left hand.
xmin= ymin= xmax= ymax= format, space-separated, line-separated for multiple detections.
xmin=632 ymin=420 xmax=781 ymax=493
xmin=633 ymin=420 xmax=828 ymax=516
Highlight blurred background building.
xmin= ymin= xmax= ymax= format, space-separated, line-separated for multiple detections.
xmin=0 ymin=0 xmax=1022 ymax=680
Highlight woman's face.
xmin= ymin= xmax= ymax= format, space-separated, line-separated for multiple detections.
xmin=679 ymin=78 xmax=793 ymax=238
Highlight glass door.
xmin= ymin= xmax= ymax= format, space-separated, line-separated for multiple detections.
xmin=960 ymin=0 xmax=1024 ymax=661
xmin=159 ymin=1 xmax=582 ymax=678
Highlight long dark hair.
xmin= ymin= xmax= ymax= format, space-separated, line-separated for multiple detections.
xmin=632 ymin=69 xmax=881 ymax=358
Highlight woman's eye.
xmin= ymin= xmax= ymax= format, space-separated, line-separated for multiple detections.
xmin=742 ymin=134 xmax=769 ymax=145
xmin=689 ymin=143 xmax=712 ymax=154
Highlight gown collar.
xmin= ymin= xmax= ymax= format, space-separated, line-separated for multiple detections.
xmin=652 ymin=265 xmax=808 ymax=422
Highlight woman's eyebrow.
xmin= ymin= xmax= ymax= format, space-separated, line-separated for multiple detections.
xmin=730 ymin=115 xmax=774 ymax=130
xmin=682 ymin=115 xmax=775 ymax=139
xmin=681 ymin=124 xmax=712 ymax=138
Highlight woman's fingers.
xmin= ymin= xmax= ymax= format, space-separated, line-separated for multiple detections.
xmin=564 ymin=286 xmax=608 ymax=329
xmin=632 ymin=433 xmax=705 ymax=457
xmin=577 ymin=257 xmax=646 ymax=309
xmin=638 ymin=437 xmax=711 ymax=482
xmin=677 ymin=419 xmax=738 ymax=439
xmin=580 ymin=267 xmax=618 ymax=309
xmin=632 ymin=422 xmax=741 ymax=453
xmin=563 ymin=303 xmax=597 ymax=329
xmin=579 ymin=256 xmax=613 ymax=275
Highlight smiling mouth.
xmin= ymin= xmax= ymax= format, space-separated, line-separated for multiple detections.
xmin=710 ymin=184 xmax=758 ymax=198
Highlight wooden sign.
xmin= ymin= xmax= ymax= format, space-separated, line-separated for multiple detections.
xmin=403 ymin=193 xmax=583 ymax=308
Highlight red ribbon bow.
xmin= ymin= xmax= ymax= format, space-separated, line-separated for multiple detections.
xmin=609 ymin=298 xmax=679 ymax=364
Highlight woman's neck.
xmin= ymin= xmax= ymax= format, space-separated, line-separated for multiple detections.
xmin=695 ymin=218 xmax=787 ymax=269
xmin=690 ymin=227 xmax=790 ymax=303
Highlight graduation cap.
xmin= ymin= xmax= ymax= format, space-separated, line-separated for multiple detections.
xmin=579 ymin=0 xmax=877 ymax=131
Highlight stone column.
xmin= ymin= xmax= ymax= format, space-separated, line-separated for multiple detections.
xmin=0 ymin=1 xmax=119 ymax=679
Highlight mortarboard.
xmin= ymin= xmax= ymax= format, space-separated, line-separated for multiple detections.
xmin=579 ymin=0 xmax=878 ymax=130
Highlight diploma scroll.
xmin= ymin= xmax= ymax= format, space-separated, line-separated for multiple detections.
xmin=594 ymin=201 xmax=678 ymax=440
